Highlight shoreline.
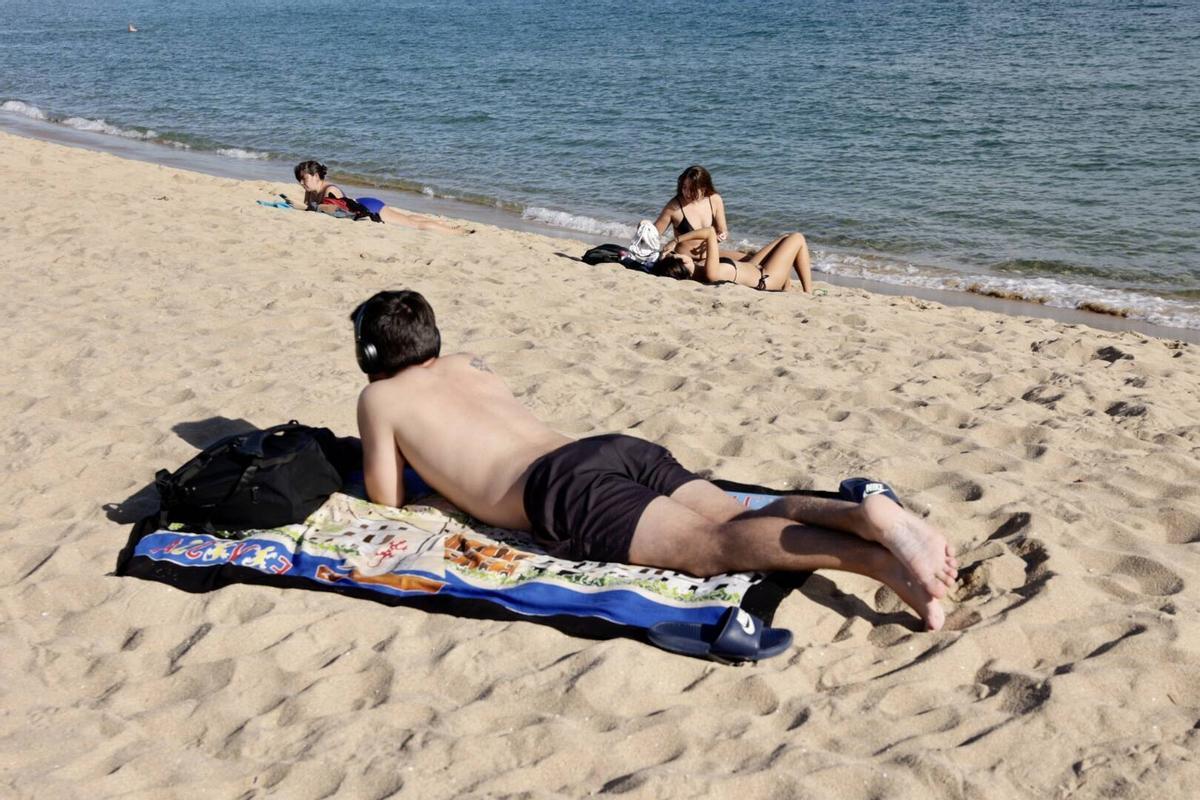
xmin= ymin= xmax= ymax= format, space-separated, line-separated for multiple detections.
xmin=3 ymin=109 xmax=1196 ymax=345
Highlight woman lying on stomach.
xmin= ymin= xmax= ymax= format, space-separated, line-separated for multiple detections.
xmin=289 ymin=160 xmax=465 ymax=234
xmin=655 ymin=225 xmax=812 ymax=293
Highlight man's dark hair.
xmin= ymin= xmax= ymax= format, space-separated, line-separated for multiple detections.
xmin=349 ymin=290 xmax=441 ymax=375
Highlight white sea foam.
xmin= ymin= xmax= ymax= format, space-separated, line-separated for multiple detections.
xmin=216 ymin=147 xmax=269 ymax=160
xmin=421 ymin=186 xmax=436 ymax=197
xmin=522 ymin=207 xmax=634 ymax=240
xmin=1 ymin=100 xmax=47 ymax=120
xmin=61 ymin=116 xmax=158 ymax=139
xmin=1 ymin=102 xmax=191 ymax=147
xmin=816 ymin=252 xmax=1200 ymax=331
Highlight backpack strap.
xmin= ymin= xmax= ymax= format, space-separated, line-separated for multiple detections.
xmin=154 ymin=468 xmax=174 ymax=528
xmin=235 ymin=420 xmax=302 ymax=459
xmin=224 ymin=462 xmax=261 ymax=510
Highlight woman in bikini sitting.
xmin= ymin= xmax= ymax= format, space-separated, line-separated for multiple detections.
xmin=652 ymin=165 xmax=813 ymax=293
xmin=289 ymin=160 xmax=464 ymax=235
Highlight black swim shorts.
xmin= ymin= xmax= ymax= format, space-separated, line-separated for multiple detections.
xmin=522 ymin=434 xmax=699 ymax=563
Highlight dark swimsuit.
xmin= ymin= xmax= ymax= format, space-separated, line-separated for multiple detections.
xmin=673 ymin=196 xmax=714 ymax=238
xmin=306 ymin=185 xmax=346 ymax=211
xmin=719 ymin=261 xmax=769 ymax=290
xmin=522 ymin=435 xmax=699 ymax=562
xmin=306 ymin=186 xmax=381 ymax=222
xmin=676 ymin=197 xmax=769 ymax=290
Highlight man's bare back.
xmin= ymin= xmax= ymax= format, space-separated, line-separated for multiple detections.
xmin=356 ymin=353 xmax=570 ymax=529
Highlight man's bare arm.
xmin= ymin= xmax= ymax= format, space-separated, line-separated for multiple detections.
xmin=357 ymin=386 xmax=406 ymax=507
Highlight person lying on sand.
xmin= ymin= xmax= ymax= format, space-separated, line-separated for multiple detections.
xmin=351 ymin=290 xmax=958 ymax=630
xmin=653 ymin=165 xmax=813 ymax=293
xmin=289 ymin=160 xmax=465 ymax=234
xmin=655 ymin=225 xmax=813 ymax=293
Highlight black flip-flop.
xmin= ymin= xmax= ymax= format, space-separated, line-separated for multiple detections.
xmin=647 ymin=607 xmax=793 ymax=664
xmin=839 ymin=477 xmax=901 ymax=506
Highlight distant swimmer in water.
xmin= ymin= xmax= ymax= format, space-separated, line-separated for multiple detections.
xmin=287 ymin=160 xmax=467 ymax=234
xmin=127 ymin=23 xmax=139 ymax=33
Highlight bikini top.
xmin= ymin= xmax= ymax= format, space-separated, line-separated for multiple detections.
xmin=306 ymin=184 xmax=346 ymax=211
xmin=674 ymin=195 xmax=715 ymax=237
xmin=305 ymin=187 xmax=380 ymax=221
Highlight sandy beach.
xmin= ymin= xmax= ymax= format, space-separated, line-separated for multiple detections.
xmin=2 ymin=130 xmax=1199 ymax=799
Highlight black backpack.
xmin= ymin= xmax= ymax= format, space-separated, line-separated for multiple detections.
xmin=154 ymin=421 xmax=350 ymax=533
xmin=582 ymin=243 xmax=629 ymax=265
xmin=582 ymin=243 xmax=656 ymax=273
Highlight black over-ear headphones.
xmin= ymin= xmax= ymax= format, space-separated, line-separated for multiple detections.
xmin=353 ymin=303 xmax=381 ymax=374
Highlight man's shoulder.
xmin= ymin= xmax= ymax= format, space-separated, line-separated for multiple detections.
xmin=362 ymin=354 xmax=479 ymax=388
xmin=359 ymin=370 xmax=417 ymax=405
xmin=435 ymin=352 xmax=498 ymax=372
xmin=357 ymin=378 xmax=392 ymax=410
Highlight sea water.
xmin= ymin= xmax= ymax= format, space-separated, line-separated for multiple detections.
xmin=2 ymin=0 xmax=1197 ymax=330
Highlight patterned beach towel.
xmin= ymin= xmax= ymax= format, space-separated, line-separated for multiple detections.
xmin=116 ymin=482 xmax=808 ymax=650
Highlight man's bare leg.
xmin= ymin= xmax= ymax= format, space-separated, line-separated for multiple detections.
xmin=732 ymin=493 xmax=958 ymax=598
xmin=667 ymin=479 xmax=748 ymax=522
xmin=666 ymin=480 xmax=957 ymax=598
xmin=857 ymin=493 xmax=959 ymax=597
xmin=628 ymin=494 xmax=948 ymax=630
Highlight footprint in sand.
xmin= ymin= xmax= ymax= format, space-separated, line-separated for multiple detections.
xmin=1105 ymin=400 xmax=1147 ymax=418
xmin=1080 ymin=551 xmax=1184 ymax=597
xmin=1093 ymin=345 xmax=1133 ymax=364
xmin=974 ymin=666 xmax=1052 ymax=716
xmin=1022 ymin=385 xmax=1066 ymax=408
xmin=1025 ymin=443 xmax=1048 ymax=459
xmin=632 ymin=340 xmax=680 ymax=361
xmin=1159 ymin=507 xmax=1200 ymax=544
xmin=987 ymin=512 xmax=1032 ymax=541
xmin=954 ymin=480 xmax=985 ymax=502
xmin=1051 ymin=621 xmax=1147 ymax=676
xmin=956 ymin=545 xmax=1028 ymax=600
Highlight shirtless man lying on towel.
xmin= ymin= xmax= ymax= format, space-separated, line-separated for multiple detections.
xmin=351 ymin=290 xmax=959 ymax=630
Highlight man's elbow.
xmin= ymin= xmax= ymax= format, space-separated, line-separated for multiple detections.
xmin=364 ymin=478 xmax=403 ymax=508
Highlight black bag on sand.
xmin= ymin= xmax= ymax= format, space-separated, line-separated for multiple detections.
xmin=154 ymin=421 xmax=352 ymax=533
xmin=581 ymin=243 xmax=630 ymax=265
xmin=582 ymin=243 xmax=658 ymax=274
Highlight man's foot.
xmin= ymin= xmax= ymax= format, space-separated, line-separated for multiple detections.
xmin=877 ymin=550 xmax=946 ymax=631
xmin=858 ymin=494 xmax=958 ymax=599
